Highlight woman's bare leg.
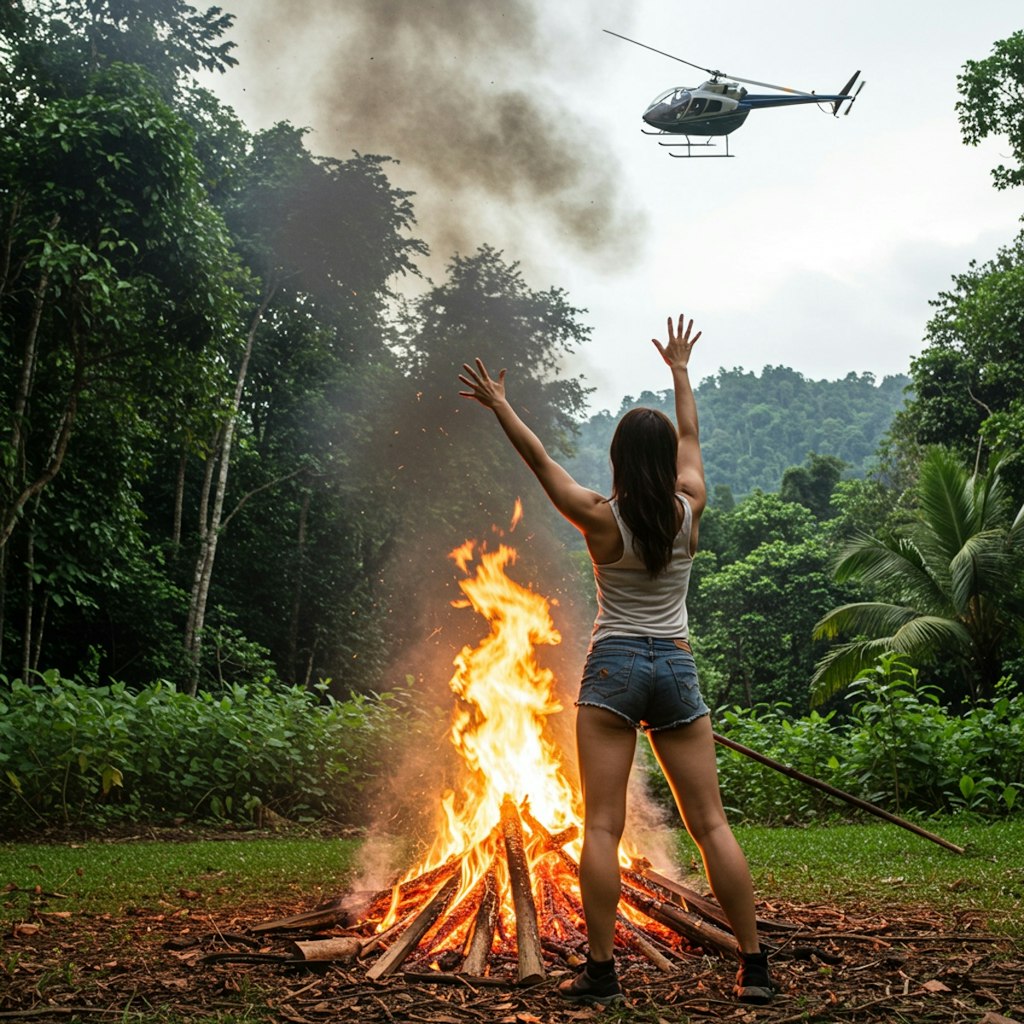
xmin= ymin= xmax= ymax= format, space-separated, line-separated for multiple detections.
xmin=574 ymin=705 xmax=638 ymax=961
xmin=648 ymin=714 xmax=760 ymax=952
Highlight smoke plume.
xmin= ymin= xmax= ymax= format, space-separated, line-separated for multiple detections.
xmin=234 ymin=0 xmax=647 ymax=277
xmin=219 ymin=1 xmax=679 ymax=877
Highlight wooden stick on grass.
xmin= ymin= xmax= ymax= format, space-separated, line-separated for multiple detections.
xmin=712 ymin=732 xmax=966 ymax=855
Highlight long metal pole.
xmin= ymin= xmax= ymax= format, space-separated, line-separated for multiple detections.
xmin=712 ymin=732 xmax=966 ymax=855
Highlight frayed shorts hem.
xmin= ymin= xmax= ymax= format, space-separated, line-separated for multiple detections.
xmin=575 ymin=699 xmax=710 ymax=733
xmin=576 ymin=635 xmax=711 ymax=732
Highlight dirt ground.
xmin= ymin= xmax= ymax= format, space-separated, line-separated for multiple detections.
xmin=2 ymin=888 xmax=1022 ymax=1024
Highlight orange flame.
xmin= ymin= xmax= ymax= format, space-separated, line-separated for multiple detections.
xmin=375 ymin=517 xmax=663 ymax=957
xmin=380 ymin=531 xmax=584 ymax=934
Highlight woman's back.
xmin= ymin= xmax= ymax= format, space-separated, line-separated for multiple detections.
xmin=591 ymin=495 xmax=694 ymax=645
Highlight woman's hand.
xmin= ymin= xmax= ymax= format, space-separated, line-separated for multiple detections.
xmin=458 ymin=358 xmax=508 ymax=409
xmin=652 ymin=313 xmax=701 ymax=371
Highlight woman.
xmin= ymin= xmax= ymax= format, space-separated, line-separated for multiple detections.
xmin=458 ymin=314 xmax=773 ymax=1007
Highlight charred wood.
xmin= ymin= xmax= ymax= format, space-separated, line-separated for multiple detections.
xmin=365 ymin=874 xmax=460 ymax=980
xmin=500 ymin=797 xmax=546 ymax=985
xmin=461 ymin=864 xmax=500 ymax=976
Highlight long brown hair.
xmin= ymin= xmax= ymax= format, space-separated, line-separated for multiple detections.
xmin=609 ymin=408 xmax=679 ymax=575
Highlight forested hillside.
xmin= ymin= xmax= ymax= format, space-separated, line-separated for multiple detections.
xmin=569 ymin=367 xmax=910 ymax=499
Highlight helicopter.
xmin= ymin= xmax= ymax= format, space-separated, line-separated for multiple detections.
xmin=604 ymin=29 xmax=864 ymax=157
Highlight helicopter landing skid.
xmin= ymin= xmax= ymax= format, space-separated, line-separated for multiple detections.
xmin=642 ymin=130 xmax=733 ymax=158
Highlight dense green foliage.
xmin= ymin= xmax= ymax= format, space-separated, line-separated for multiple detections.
xmin=888 ymin=231 xmax=1024 ymax=503
xmin=0 ymin=3 xmax=590 ymax=693
xmin=643 ymin=656 xmax=1024 ymax=823
xmin=957 ymin=29 xmax=1024 ymax=191
xmin=0 ymin=670 xmax=401 ymax=831
xmin=686 ymin=490 xmax=857 ymax=712
xmin=567 ymin=367 xmax=909 ymax=499
xmin=5 ymin=657 xmax=1021 ymax=832
xmin=812 ymin=449 xmax=1024 ymax=705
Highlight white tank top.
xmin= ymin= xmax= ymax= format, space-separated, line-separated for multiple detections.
xmin=590 ymin=495 xmax=693 ymax=645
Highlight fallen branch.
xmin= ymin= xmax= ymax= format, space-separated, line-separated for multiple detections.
xmin=712 ymin=732 xmax=966 ymax=854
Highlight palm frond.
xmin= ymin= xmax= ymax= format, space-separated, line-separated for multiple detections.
xmin=949 ymin=530 xmax=1017 ymax=611
xmin=835 ymin=535 xmax=949 ymax=611
xmin=1012 ymin=497 xmax=1024 ymax=538
xmin=813 ymin=602 xmax=920 ymax=641
xmin=972 ymin=461 xmax=1012 ymax=532
xmin=916 ymin=448 xmax=973 ymax=556
xmin=890 ymin=614 xmax=972 ymax=652
xmin=809 ymin=638 xmax=899 ymax=706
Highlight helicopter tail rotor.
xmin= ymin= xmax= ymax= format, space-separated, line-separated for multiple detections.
xmin=843 ymin=79 xmax=866 ymax=115
xmin=833 ymin=71 xmax=863 ymax=115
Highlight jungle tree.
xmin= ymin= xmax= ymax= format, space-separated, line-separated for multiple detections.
xmin=812 ymin=447 xmax=1024 ymax=706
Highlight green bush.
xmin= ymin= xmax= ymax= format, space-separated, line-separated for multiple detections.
xmin=713 ymin=703 xmax=845 ymax=823
xmin=0 ymin=670 xmax=402 ymax=831
xmin=641 ymin=655 xmax=1023 ymax=824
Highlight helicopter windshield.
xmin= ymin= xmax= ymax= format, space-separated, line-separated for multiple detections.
xmin=647 ymin=87 xmax=691 ymax=112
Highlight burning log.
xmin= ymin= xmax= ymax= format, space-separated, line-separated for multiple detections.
xmin=628 ymin=862 xmax=796 ymax=933
xmin=617 ymin=879 xmax=738 ymax=957
xmin=251 ymin=898 xmax=353 ymax=933
xmin=461 ymin=864 xmax=500 ymax=976
xmin=520 ymin=802 xmax=579 ymax=853
xmin=500 ymin=797 xmax=546 ymax=985
xmin=359 ymin=853 xmax=467 ymax=925
xmin=365 ymin=873 xmax=460 ymax=980
xmin=614 ymin=916 xmax=677 ymax=973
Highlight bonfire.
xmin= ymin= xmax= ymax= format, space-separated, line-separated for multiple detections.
xmin=257 ymin=515 xmax=762 ymax=983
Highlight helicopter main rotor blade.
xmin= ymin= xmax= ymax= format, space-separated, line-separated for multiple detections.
xmin=726 ymin=74 xmax=814 ymax=96
xmin=603 ymin=28 xmax=816 ymax=95
xmin=602 ymin=29 xmax=720 ymax=78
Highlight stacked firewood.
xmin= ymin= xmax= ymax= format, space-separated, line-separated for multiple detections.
xmin=252 ymin=796 xmax=791 ymax=984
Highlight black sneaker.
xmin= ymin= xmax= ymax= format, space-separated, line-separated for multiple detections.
xmin=557 ymin=965 xmax=626 ymax=1006
xmin=735 ymin=950 xmax=774 ymax=1004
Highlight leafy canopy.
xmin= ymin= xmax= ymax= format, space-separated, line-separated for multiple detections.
xmin=957 ymin=30 xmax=1024 ymax=190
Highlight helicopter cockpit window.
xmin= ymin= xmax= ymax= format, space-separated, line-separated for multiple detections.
xmin=687 ymin=98 xmax=707 ymax=116
xmin=648 ymin=88 xmax=690 ymax=110
xmin=706 ymin=99 xmax=723 ymax=113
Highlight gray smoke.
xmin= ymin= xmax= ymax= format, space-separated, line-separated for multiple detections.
xmin=217 ymin=0 xmax=680 ymax=879
xmin=233 ymin=0 xmax=648 ymax=276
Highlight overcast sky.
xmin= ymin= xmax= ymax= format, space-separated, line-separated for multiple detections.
xmin=204 ymin=0 xmax=1023 ymax=413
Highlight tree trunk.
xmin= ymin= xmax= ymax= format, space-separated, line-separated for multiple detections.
xmin=2 ymin=296 xmax=83 ymax=554
xmin=288 ymin=488 xmax=311 ymax=683
xmin=183 ymin=285 xmax=274 ymax=695
xmin=172 ymin=449 xmax=186 ymax=551
xmin=0 ymin=544 xmax=6 ymax=665
xmin=30 ymin=592 xmax=48 ymax=675
xmin=21 ymin=521 xmax=34 ymax=682
xmin=0 ymin=197 xmax=23 ymax=308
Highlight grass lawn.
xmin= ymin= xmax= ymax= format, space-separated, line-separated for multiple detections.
xmin=1 ymin=832 xmax=364 ymax=927
xmin=733 ymin=817 xmax=1024 ymax=933
xmin=1 ymin=819 xmax=1022 ymax=1023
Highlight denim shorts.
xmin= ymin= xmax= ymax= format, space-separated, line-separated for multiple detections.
xmin=577 ymin=636 xmax=710 ymax=732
